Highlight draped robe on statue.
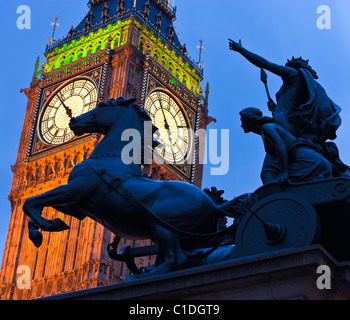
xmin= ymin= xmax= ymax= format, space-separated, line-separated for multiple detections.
xmin=262 ymin=68 xmax=342 ymax=185
xmin=273 ymin=68 xmax=341 ymax=142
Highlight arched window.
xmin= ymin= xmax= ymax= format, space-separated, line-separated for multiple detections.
xmin=84 ymin=44 xmax=93 ymax=57
xmin=176 ymin=69 xmax=183 ymax=82
xmin=93 ymin=40 xmax=102 ymax=53
xmin=102 ymin=38 xmax=109 ymax=50
xmin=111 ymin=33 xmax=121 ymax=50
xmin=74 ymin=48 xmax=84 ymax=60
xmin=56 ymin=55 xmax=66 ymax=68
xmin=184 ymin=75 xmax=191 ymax=90
xmin=66 ymin=51 xmax=74 ymax=64
xmin=138 ymin=36 xmax=146 ymax=53
xmin=162 ymin=56 xmax=169 ymax=70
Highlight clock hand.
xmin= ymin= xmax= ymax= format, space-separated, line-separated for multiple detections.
xmin=57 ymin=93 xmax=73 ymax=119
xmin=159 ymin=100 xmax=170 ymax=130
xmin=166 ymin=132 xmax=176 ymax=163
xmin=158 ymin=99 xmax=174 ymax=148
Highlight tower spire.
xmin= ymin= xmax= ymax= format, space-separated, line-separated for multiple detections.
xmin=88 ymin=0 xmax=108 ymax=7
xmin=49 ymin=16 xmax=60 ymax=46
xmin=197 ymin=38 xmax=205 ymax=68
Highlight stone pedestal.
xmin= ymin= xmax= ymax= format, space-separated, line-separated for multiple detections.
xmin=42 ymin=245 xmax=350 ymax=300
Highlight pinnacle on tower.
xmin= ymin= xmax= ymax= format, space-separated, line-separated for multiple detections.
xmin=88 ymin=0 xmax=108 ymax=7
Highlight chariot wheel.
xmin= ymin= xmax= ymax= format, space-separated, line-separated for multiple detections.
xmin=234 ymin=193 xmax=321 ymax=258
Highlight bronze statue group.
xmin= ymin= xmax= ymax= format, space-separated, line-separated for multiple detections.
xmin=21 ymin=39 xmax=350 ymax=279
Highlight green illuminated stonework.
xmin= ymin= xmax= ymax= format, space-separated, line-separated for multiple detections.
xmin=43 ymin=15 xmax=202 ymax=95
xmin=44 ymin=18 xmax=130 ymax=72
xmin=135 ymin=19 xmax=202 ymax=94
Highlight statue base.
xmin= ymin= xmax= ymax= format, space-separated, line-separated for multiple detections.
xmin=41 ymin=245 xmax=350 ymax=300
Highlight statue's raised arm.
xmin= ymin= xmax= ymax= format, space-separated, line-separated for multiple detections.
xmin=228 ymin=39 xmax=298 ymax=79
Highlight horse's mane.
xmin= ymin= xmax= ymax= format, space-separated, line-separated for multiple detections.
xmin=130 ymin=103 xmax=152 ymax=123
xmin=102 ymin=99 xmax=161 ymax=159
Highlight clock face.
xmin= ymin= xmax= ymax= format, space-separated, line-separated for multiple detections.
xmin=40 ymin=78 xmax=98 ymax=145
xmin=144 ymin=90 xmax=190 ymax=163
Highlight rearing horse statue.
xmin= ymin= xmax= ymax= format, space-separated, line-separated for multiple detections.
xmin=23 ymin=98 xmax=243 ymax=277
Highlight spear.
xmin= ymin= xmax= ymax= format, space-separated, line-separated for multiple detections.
xmin=260 ymin=68 xmax=272 ymax=102
xmin=260 ymin=68 xmax=276 ymax=113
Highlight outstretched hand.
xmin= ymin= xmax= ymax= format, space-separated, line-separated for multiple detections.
xmin=229 ymin=39 xmax=243 ymax=52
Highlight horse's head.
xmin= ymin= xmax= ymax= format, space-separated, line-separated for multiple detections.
xmin=69 ymin=97 xmax=140 ymax=136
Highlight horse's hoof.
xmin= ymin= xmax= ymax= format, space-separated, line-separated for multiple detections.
xmin=29 ymin=229 xmax=43 ymax=248
xmin=42 ymin=218 xmax=70 ymax=232
xmin=51 ymin=218 xmax=70 ymax=232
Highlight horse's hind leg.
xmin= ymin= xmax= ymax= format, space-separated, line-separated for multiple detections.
xmin=23 ymin=185 xmax=78 ymax=230
xmin=148 ymin=223 xmax=188 ymax=276
xmin=28 ymin=204 xmax=87 ymax=248
xmin=23 ymin=184 xmax=82 ymax=247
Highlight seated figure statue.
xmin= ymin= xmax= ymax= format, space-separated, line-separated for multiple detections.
xmin=239 ymin=108 xmax=333 ymax=185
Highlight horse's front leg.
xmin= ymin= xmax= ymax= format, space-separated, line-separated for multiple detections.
xmin=23 ymin=185 xmax=79 ymax=247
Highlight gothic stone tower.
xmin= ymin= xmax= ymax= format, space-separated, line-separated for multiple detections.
xmin=0 ymin=0 xmax=209 ymax=300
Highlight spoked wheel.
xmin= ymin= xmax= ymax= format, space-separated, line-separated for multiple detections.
xmin=234 ymin=193 xmax=321 ymax=258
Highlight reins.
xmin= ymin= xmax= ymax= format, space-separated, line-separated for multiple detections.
xmin=85 ymin=161 xmax=237 ymax=240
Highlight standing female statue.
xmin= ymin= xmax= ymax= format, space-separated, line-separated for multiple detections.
xmin=229 ymin=39 xmax=347 ymax=182
xmin=229 ymin=39 xmax=341 ymax=144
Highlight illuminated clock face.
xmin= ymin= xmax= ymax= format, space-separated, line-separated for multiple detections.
xmin=144 ymin=90 xmax=190 ymax=163
xmin=40 ymin=78 xmax=98 ymax=145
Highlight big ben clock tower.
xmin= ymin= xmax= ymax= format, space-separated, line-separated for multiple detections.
xmin=0 ymin=0 xmax=209 ymax=300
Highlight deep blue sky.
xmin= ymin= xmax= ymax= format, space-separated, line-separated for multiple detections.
xmin=1 ymin=0 xmax=350 ymax=266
